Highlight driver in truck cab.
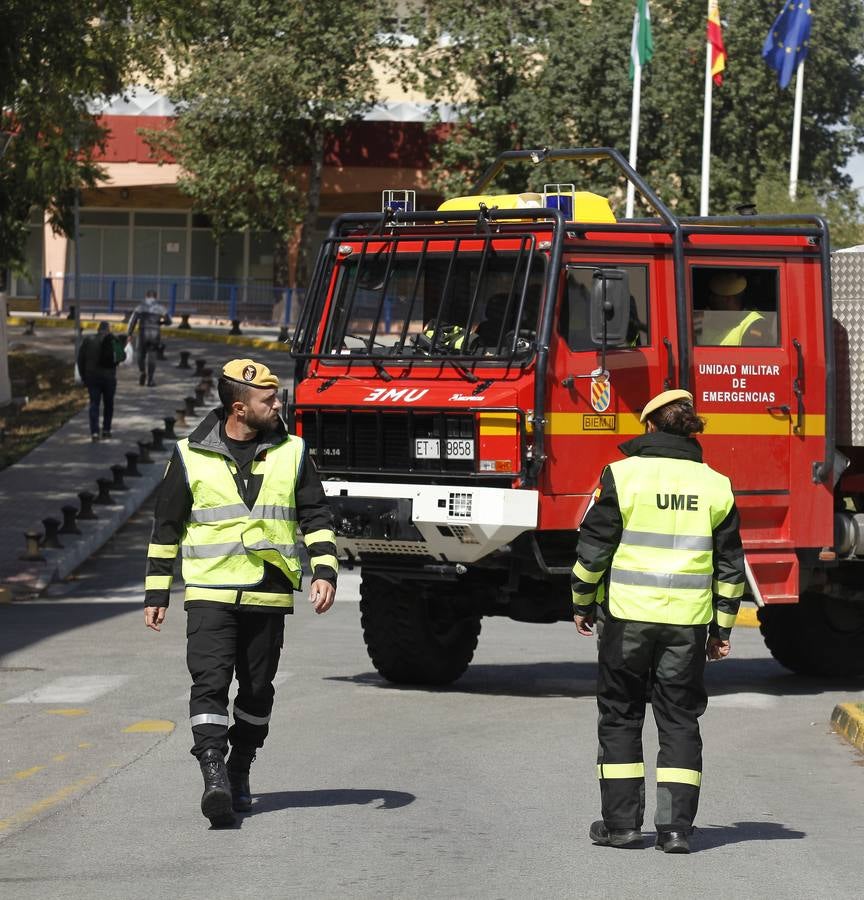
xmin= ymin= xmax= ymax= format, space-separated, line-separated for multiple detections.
xmin=696 ymin=271 xmax=768 ymax=346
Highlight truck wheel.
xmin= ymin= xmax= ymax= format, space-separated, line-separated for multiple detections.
xmin=359 ymin=575 xmax=482 ymax=686
xmin=758 ymin=592 xmax=864 ymax=677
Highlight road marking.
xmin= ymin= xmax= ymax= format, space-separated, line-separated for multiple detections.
xmin=122 ymin=720 xmax=175 ymax=734
xmin=51 ymin=754 xmax=67 ymax=762
xmin=709 ymin=693 xmax=777 ymax=709
xmin=46 ymin=709 xmax=89 ymax=717
xmin=0 ymin=765 xmax=46 ymax=785
xmin=6 ymin=675 xmax=128 ymax=704
xmin=0 ymin=776 xmax=98 ymax=832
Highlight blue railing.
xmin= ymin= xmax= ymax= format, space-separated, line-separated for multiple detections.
xmin=44 ymin=275 xmax=301 ymax=329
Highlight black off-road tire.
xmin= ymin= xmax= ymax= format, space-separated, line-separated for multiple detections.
xmin=758 ymin=591 xmax=864 ymax=677
xmin=359 ymin=574 xmax=481 ymax=686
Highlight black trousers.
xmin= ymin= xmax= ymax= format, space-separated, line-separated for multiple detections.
xmin=596 ymin=608 xmax=707 ymax=833
xmin=186 ymin=606 xmax=285 ymax=759
xmin=84 ymin=374 xmax=116 ymax=435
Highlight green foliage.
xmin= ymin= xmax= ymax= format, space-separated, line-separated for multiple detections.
xmin=0 ymin=1 xmax=183 ymax=277
xmin=147 ymin=0 xmax=386 ymax=283
xmin=753 ymin=172 xmax=864 ymax=249
xmin=402 ymin=0 xmax=864 ymax=219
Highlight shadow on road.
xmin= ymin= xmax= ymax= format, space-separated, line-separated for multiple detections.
xmin=328 ymin=658 xmax=864 ymax=699
xmin=691 ymin=820 xmax=807 ymax=851
xmin=0 ymin=602 xmax=138 ymax=661
xmin=251 ymin=788 xmax=415 ymax=813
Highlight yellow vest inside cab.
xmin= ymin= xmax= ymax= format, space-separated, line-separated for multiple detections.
xmin=177 ymin=436 xmax=304 ymax=604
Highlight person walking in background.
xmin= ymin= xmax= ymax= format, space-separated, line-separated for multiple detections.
xmin=143 ymin=358 xmax=338 ymax=827
xmin=571 ymin=389 xmax=745 ymax=854
xmin=77 ymin=321 xmax=124 ymax=441
xmin=127 ymin=289 xmax=171 ymax=386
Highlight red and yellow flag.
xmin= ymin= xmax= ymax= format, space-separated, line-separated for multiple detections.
xmin=707 ymin=0 xmax=726 ymax=86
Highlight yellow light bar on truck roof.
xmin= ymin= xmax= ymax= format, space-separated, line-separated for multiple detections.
xmin=437 ymin=190 xmax=615 ymax=224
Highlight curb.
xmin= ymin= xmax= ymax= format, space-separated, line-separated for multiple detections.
xmin=7 ymin=316 xmax=291 ymax=351
xmin=3 ymin=445 xmax=174 ymax=595
xmin=830 ymin=703 xmax=864 ymax=754
xmin=735 ymin=606 xmax=759 ymax=628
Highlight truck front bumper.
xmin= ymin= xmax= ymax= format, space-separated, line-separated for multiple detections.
xmin=322 ymin=481 xmax=539 ymax=564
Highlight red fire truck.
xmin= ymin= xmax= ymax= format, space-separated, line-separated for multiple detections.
xmin=290 ymin=147 xmax=864 ymax=684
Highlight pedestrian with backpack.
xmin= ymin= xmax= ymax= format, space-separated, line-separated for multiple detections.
xmin=77 ymin=321 xmax=125 ymax=441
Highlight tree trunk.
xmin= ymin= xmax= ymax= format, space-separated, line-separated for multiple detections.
xmin=296 ymin=126 xmax=325 ymax=290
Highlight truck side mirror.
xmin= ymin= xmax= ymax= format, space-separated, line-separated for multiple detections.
xmin=590 ymin=268 xmax=630 ymax=346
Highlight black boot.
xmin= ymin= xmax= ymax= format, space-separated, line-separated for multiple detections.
xmin=226 ymin=746 xmax=256 ymax=812
xmin=199 ymin=749 xmax=235 ymax=826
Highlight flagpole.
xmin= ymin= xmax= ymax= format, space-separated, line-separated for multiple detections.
xmin=626 ymin=61 xmax=641 ymax=219
xmin=789 ymin=59 xmax=804 ymax=200
xmin=700 ymin=0 xmax=713 ymax=216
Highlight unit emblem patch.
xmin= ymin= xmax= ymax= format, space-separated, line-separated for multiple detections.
xmin=590 ymin=372 xmax=611 ymax=413
xmin=242 ymin=365 xmax=257 ymax=382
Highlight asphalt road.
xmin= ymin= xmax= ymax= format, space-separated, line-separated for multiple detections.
xmin=1 ymin=505 xmax=864 ymax=900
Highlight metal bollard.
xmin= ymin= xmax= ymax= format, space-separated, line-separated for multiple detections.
xmin=201 ymin=367 xmax=213 ymax=379
xmin=184 ymin=396 xmax=197 ymax=416
xmin=179 ymin=313 xmax=192 ymax=329
xmin=194 ymin=385 xmax=207 ymax=405
xmin=77 ymin=491 xmax=98 ymax=520
xmin=229 ymin=319 xmax=242 ymax=336
xmin=41 ymin=517 xmax=64 ymax=549
xmin=277 ymin=326 xmax=289 ymax=342
xmin=163 ymin=416 xmax=176 ymax=439
xmin=94 ymin=478 xmax=115 ymax=505
xmin=156 ymin=342 xmax=166 ymax=360
xmin=124 ymin=452 xmax=141 ymax=477
xmin=178 ymin=350 xmax=192 ymax=369
xmin=174 ymin=408 xmax=187 ymax=428
xmin=194 ymin=358 xmax=207 ymax=376
xmin=137 ymin=440 xmax=153 ymax=464
xmin=59 ymin=505 xmax=82 ymax=535
xmin=20 ymin=531 xmax=45 ymax=562
xmin=110 ymin=465 xmax=129 ymax=491
xmin=150 ymin=428 xmax=166 ymax=451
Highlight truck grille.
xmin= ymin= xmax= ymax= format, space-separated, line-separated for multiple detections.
xmin=297 ymin=408 xmax=476 ymax=475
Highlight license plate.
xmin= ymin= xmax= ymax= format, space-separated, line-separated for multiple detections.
xmin=415 ymin=438 xmax=440 ymax=458
xmin=414 ymin=438 xmax=474 ymax=459
xmin=445 ymin=438 xmax=474 ymax=459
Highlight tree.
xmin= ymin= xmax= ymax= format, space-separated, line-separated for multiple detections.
xmin=0 ymin=1 xmax=187 ymax=403
xmin=401 ymin=0 xmax=864 ymax=225
xmin=148 ymin=0 xmax=387 ymax=287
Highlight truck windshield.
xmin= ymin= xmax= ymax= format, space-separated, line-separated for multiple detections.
xmin=320 ymin=237 xmax=545 ymax=362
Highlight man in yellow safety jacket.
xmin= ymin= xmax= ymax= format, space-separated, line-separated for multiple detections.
xmin=571 ymin=389 xmax=745 ymax=854
xmin=143 ymin=358 xmax=337 ymax=826
xmin=698 ymin=271 xmax=767 ymax=346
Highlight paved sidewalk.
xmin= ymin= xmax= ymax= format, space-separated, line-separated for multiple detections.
xmin=1 ymin=330 xmax=294 ymax=597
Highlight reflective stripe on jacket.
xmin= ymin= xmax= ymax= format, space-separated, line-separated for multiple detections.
xmin=177 ymin=435 xmax=304 ymax=608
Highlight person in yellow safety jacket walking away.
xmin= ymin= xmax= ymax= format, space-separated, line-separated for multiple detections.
xmin=143 ymin=358 xmax=337 ymax=826
xmin=571 ymin=389 xmax=745 ymax=854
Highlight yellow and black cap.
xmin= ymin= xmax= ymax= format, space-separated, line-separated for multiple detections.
xmin=221 ymin=358 xmax=280 ymax=390
xmin=639 ymin=389 xmax=694 ymax=423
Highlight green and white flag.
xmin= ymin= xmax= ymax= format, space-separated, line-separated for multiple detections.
xmin=629 ymin=0 xmax=654 ymax=80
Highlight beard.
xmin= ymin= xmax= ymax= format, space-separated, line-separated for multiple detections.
xmin=244 ymin=407 xmax=278 ymax=433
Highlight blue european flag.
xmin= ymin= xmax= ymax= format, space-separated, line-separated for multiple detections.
xmin=762 ymin=0 xmax=813 ymax=89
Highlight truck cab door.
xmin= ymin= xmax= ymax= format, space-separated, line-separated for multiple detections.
xmin=688 ymin=263 xmax=792 ymax=492
xmin=544 ymin=258 xmax=672 ymax=498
